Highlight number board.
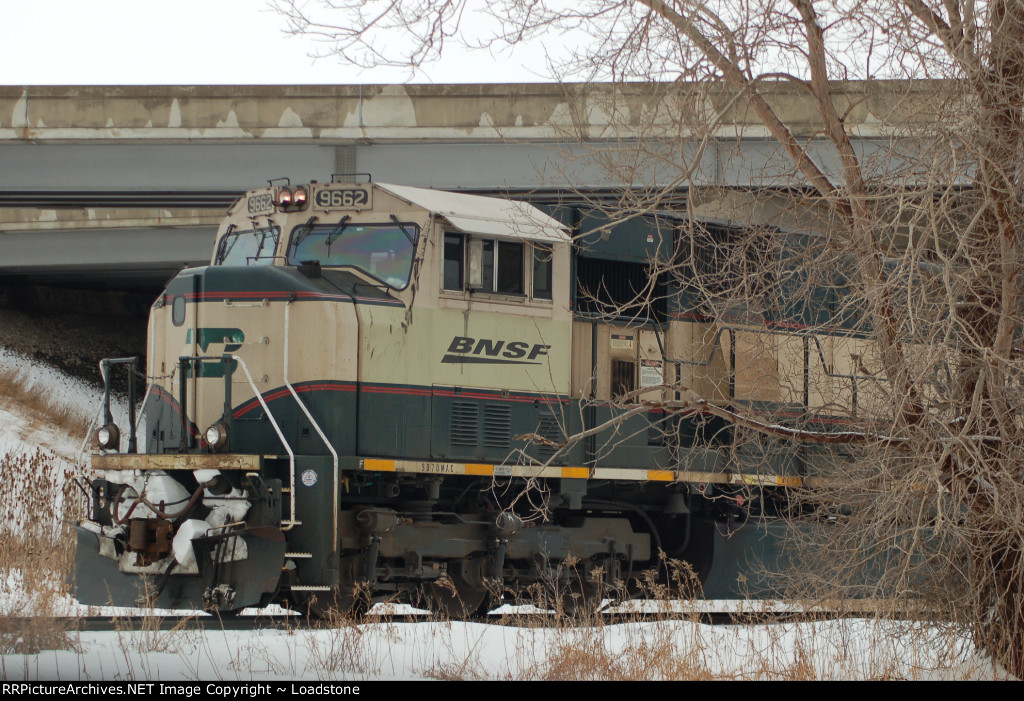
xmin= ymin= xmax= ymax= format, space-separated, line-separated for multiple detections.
xmin=246 ymin=193 xmax=275 ymax=216
xmin=313 ymin=187 xmax=372 ymax=211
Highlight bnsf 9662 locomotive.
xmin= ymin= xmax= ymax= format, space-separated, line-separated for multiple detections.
xmin=74 ymin=178 xmax=870 ymax=615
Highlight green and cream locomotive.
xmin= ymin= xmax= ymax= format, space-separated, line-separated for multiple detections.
xmin=74 ymin=177 xmax=870 ymax=615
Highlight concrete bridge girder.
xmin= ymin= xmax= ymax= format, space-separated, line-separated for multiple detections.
xmin=0 ymin=83 xmax=929 ymax=290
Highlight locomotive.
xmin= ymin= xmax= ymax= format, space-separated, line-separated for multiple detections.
xmin=73 ymin=176 xmax=871 ymax=615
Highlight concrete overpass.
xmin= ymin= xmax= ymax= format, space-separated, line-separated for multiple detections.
xmin=0 ymin=82 xmax=928 ymax=290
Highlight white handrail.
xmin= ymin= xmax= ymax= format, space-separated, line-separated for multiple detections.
xmin=81 ymin=358 xmax=155 ymax=465
xmin=133 ymin=382 xmax=153 ymax=439
xmin=283 ymin=302 xmax=339 ymax=550
xmin=229 ymin=354 xmax=299 ymax=529
xmin=133 ymin=328 xmax=156 ymax=438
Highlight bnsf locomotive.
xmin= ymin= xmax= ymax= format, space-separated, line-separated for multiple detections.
xmin=73 ymin=177 xmax=870 ymax=615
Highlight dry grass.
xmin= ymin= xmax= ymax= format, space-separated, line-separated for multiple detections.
xmin=0 ymin=450 xmax=81 ymax=653
xmin=0 ymin=359 xmax=93 ymax=655
xmin=416 ymin=556 xmax=1005 ymax=681
xmin=0 ymin=366 xmax=93 ymax=444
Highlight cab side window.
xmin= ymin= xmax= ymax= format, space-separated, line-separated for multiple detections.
xmin=495 ymin=240 xmax=524 ymax=294
xmin=443 ymin=234 xmax=465 ymax=290
xmin=443 ymin=233 xmax=546 ymax=299
xmin=533 ymin=244 xmax=553 ymax=300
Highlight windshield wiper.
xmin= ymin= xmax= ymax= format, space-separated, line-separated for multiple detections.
xmin=215 ymin=224 xmax=237 ymax=264
xmin=390 ymin=215 xmax=418 ymax=246
xmin=253 ymin=226 xmax=278 ymax=263
xmin=288 ymin=215 xmax=319 ymax=257
xmin=325 ymin=215 xmax=351 ymax=247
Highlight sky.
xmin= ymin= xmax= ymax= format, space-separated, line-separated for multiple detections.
xmin=1 ymin=0 xmax=557 ymax=85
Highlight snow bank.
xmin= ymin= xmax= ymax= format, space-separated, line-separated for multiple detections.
xmin=0 ymin=348 xmax=130 ymax=462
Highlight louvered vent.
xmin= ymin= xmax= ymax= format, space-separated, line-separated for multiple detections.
xmin=536 ymin=415 xmax=562 ymax=456
xmin=451 ymin=402 xmax=478 ymax=446
xmin=482 ymin=405 xmax=512 ymax=449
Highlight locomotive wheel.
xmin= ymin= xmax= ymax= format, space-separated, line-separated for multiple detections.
xmin=428 ymin=558 xmax=490 ymax=619
xmin=303 ymin=555 xmax=369 ymax=620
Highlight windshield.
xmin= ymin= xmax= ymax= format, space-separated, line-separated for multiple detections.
xmin=215 ymin=226 xmax=279 ymax=266
xmin=287 ymin=221 xmax=419 ymax=289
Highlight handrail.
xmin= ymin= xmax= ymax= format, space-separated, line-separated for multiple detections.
xmin=653 ymin=322 xmax=882 ymax=382
xmin=184 ymin=354 xmax=301 ymax=530
xmin=100 ymin=357 xmax=139 ymax=452
xmin=649 ymin=321 xmax=882 ymax=416
xmin=133 ymin=381 xmax=154 ymax=439
xmin=284 ymin=301 xmax=339 ymax=550
xmin=226 ymin=354 xmax=299 ymax=530
xmin=87 ymin=357 xmax=141 ymax=461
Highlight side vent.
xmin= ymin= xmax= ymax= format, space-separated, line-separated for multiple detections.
xmin=611 ymin=359 xmax=636 ymax=399
xmin=451 ymin=402 xmax=478 ymax=446
xmin=536 ymin=415 xmax=562 ymax=456
xmin=482 ymin=405 xmax=512 ymax=449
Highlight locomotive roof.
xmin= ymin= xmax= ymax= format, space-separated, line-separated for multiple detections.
xmin=377 ymin=183 xmax=569 ymax=244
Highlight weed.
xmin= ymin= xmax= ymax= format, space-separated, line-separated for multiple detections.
xmin=0 ymin=450 xmax=81 ymax=654
xmin=0 ymin=367 xmax=93 ymax=445
xmin=305 ymin=608 xmax=373 ymax=675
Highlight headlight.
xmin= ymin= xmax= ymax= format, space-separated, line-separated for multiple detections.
xmin=205 ymin=422 xmax=229 ymax=451
xmin=292 ymin=187 xmax=307 ymax=206
xmin=276 ymin=188 xmax=293 ymax=207
xmin=96 ymin=423 xmax=120 ymax=450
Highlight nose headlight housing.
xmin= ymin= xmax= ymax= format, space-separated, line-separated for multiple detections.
xmin=274 ymin=186 xmax=308 ymax=211
xmin=205 ymin=422 xmax=229 ymax=452
xmin=96 ymin=423 xmax=120 ymax=450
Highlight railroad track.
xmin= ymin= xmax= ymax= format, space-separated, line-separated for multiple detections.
xmin=13 ymin=608 xmax=879 ymax=632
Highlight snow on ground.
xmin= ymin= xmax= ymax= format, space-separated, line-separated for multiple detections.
xmin=0 ymin=615 xmax=1009 ymax=681
xmin=0 ymin=350 xmax=1012 ymax=681
xmin=0 ymin=348 xmax=130 ymax=461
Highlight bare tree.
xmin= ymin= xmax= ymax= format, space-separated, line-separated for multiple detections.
xmin=275 ymin=0 xmax=1024 ymax=676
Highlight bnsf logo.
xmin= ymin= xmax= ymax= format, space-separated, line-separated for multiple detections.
xmin=442 ymin=336 xmax=551 ymax=365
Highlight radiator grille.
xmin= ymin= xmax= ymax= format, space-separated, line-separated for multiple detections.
xmin=450 ymin=402 xmax=478 ymax=446
xmin=483 ymin=405 xmax=512 ymax=449
xmin=536 ymin=415 xmax=562 ymax=456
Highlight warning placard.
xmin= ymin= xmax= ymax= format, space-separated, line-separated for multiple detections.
xmin=610 ymin=333 xmax=634 ymax=350
xmin=640 ymin=358 xmax=664 ymax=388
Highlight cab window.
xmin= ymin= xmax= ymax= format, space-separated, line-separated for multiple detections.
xmin=444 ymin=233 xmax=548 ymax=298
xmin=287 ymin=221 xmax=419 ymax=289
xmin=443 ymin=234 xmax=464 ymax=290
xmin=215 ymin=226 xmax=279 ymax=266
xmin=533 ymin=244 xmax=553 ymax=300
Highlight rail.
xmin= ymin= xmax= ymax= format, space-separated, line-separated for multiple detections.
xmin=91 ymin=350 xmax=302 ymax=530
